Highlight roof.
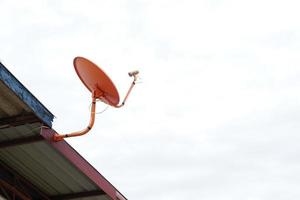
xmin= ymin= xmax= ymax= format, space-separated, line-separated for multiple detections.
xmin=0 ymin=63 xmax=54 ymax=127
xmin=0 ymin=62 xmax=126 ymax=200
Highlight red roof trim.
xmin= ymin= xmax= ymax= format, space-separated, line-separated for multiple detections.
xmin=40 ymin=127 xmax=127 ymax=200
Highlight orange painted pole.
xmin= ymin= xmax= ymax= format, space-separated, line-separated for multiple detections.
xmin=52 ymin=69 xmax=139 ymax=141
xmin=115 ymin=71 xmax=139 ymax=108
xmin=53 ymin=95 xmax=97 ymax=142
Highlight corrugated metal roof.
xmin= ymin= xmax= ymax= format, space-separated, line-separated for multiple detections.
xmin=1 ymin=142 xmax=96 ymax=193
xmin=0 ymin=63 xmax=126 ymax=200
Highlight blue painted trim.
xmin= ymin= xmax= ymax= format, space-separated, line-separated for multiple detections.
xmin=0 ymin=62 xmax=54 ymax=127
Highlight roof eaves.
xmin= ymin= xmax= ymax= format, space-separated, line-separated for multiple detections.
xmin=0 ymin=62 xmax=54 ymax=127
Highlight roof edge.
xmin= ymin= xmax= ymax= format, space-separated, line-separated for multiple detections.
xmin=40 ymin=127 xmax=127 ymax=200
xmin=0 ymin=62 xmax=54 ymax=127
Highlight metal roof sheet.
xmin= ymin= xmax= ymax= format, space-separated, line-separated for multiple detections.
xmin=0 ymin=63 xmax=126 ymax=200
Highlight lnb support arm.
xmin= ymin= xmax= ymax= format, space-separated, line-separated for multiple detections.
xmin=115 ymin=70 xmax=139 ymax=108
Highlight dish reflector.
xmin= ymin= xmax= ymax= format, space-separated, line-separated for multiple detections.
xmin=53 ymin=56 xmax=139 ymax=142
xmin=74 ymin=57 xmax=120 ymax=106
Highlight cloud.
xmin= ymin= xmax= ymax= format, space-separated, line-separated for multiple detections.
xmin=1 ymin=0 xmax=300 ymax=199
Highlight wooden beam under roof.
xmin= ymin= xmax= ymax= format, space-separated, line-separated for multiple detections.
xmin=0 ymin=113 xmax=41 ymax=129
xmin=0 ymin=135 xmax=43 ymax=149
xmin=50 ymin=190 xmax=106 ymax=200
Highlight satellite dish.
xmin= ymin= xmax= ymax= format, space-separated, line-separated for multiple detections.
xmin=53 ymin=56 xmax=139 ymax=142
xmin=74 ymin=57 xmax=120 ymax=106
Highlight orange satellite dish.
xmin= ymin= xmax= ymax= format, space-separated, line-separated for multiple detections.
xmin=53 ymin=56 xmax=139 ymax=142
xmin=74 ymin=57 xmax=120 ymax=106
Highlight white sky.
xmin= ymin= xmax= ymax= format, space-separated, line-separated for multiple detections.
xmin=1 ymin=0 xmax=300 ymax=199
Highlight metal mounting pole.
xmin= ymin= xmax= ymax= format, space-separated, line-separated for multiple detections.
xmin=115 ymin=70 xmax=139 ymax=108
xmin=53 ymin=93 xmax=97 ymax=142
